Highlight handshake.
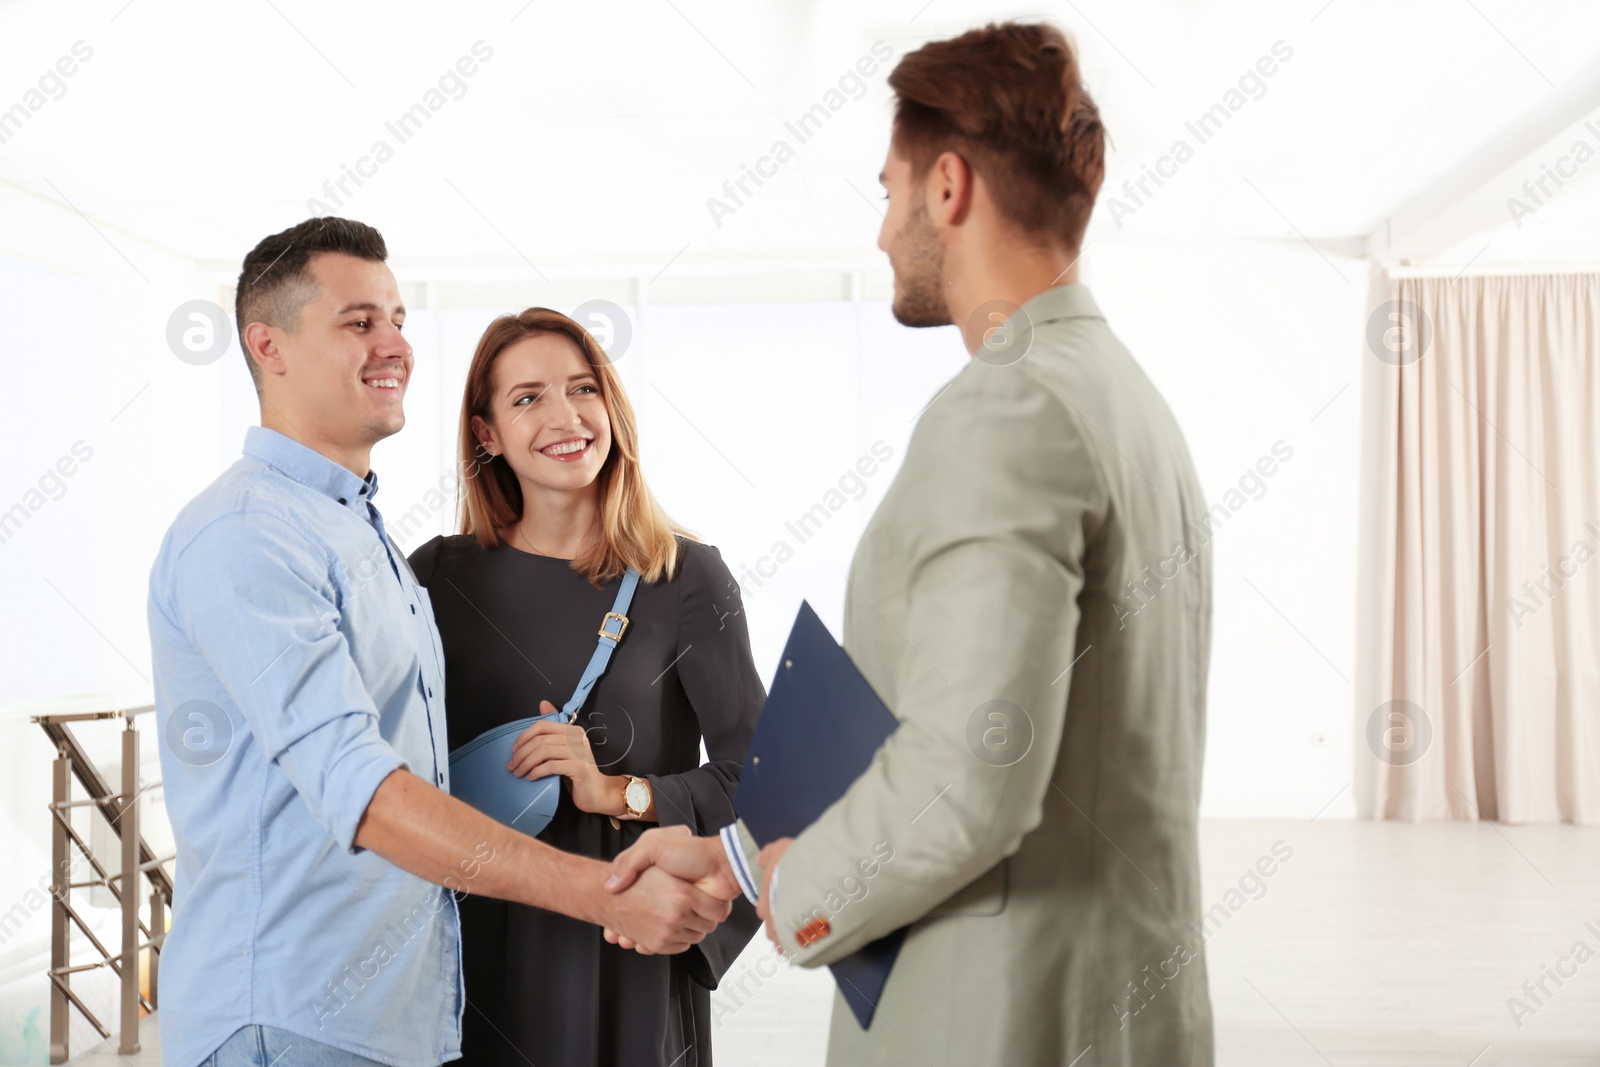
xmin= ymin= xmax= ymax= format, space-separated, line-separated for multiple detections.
xmin=596 ymin=825 xmax=794 ymax=955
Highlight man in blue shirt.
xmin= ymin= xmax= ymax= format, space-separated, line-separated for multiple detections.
xmin=147 ymin=217 xmax=735 ymax=1067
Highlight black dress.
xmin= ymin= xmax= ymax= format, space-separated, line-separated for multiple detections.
xmin=407 ymin=534 xmax=765 ymax=1067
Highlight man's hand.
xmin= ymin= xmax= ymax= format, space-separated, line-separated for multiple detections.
xmin=600 ymin=859 xmax=732 ymax=955
xmin=755 ymin=837 xmax=795 ymax=952
xmin=605 ymin=825 xmax=740 ymax=897
xmin=603 ymin=826 xmax=740 ymax=951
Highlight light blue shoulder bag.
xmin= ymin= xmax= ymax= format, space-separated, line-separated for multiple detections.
xmin=446 ymin=567 xmax=641 ymax=837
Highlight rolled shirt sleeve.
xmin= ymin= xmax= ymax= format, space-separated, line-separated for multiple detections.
xmin=172 ymin=511 xmax=407 ymax=853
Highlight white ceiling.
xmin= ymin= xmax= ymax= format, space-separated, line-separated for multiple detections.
xmin=2 ymin=0 xmax=1599 ymax=272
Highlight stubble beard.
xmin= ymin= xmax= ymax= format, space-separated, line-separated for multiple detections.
xmin=889 ymin=202 xmax=951 ymax=328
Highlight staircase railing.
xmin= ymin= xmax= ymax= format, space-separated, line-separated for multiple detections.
xmin=31 ymin=705 xmax=173 ymax=1063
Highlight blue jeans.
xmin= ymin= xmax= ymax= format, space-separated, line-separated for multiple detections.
xmin=204 ymin=1025 xmax=430 ymax=1067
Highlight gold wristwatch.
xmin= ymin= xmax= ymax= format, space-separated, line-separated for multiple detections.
xmin=621 ymin=775 xmax=651 ymax=819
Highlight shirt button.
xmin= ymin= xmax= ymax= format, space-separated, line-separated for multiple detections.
xmin=338 ymin=497 xmax=347 ymax=505
xmin=437 ymin=772 xmax=445 ymax=784
xmin=411 ymin=604 xmax=417 ymax=614
xmin=428 ymin=687 xmax=434 ymax=697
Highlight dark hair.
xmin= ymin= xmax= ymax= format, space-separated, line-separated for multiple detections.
xmin=888 ymin=22 xmax=1106 ymax=249
xmin=234 ymin=217 xmax=388 ymax=389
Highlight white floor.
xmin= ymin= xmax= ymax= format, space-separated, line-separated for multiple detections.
xmin=75 ymin=821 xmax=1600 ymax=1067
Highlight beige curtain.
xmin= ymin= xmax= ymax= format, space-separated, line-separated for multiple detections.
xmin=1364 ymin=270 xmax=1600 ymax=823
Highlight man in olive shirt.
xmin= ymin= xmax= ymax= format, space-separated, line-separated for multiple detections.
xmin=607 ymin=21 xmax=1216 ymax=1067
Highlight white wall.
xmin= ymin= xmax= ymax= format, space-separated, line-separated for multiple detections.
xmin=0 ymin=180 xmax=205 ymax=1064
xmin=1086 ymin=240 xmax=1367 ymax=819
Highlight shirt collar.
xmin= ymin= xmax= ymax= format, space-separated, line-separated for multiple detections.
xmin=1017 ymin=282 xmax=1104 ymax=329
xmin=243 ymin=426 xmax=379 ymax=512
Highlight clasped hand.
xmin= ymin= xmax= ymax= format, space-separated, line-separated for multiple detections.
xmin=603 ymin=826 xmax=795 ymax=954
xmin=508 ymin=707 xmax=797 ymax=954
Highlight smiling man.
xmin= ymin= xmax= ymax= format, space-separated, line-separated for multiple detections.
xmin=147 ymin=217 xmax=736 ymax=1067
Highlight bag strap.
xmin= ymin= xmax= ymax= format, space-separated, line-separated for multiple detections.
xmin=557 ymin=567 xmax=642 ymax=723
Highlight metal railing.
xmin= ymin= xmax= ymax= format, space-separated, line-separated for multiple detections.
xmin=31 ymin=705 xmax=173 ymax=1063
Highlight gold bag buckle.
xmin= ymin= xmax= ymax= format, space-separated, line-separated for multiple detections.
xmin=599 ymin=612 xmax=629 ymax=641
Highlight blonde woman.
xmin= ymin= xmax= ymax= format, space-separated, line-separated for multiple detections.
xmin=408 ymin=308 xmax=762 ymax=1067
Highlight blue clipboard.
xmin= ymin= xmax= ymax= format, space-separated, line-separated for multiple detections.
xmin=734 ymin=600 xmax=906 ymax=1029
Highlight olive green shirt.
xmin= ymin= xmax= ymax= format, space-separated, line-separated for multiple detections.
xmin=735 ymin=283 xmax=1215 ymax=1066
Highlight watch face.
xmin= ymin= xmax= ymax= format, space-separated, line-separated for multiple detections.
xmin=625 ymin=779 xmax=650 ymax=813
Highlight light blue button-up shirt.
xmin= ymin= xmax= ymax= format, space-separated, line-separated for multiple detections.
xmin=147 ymin=426 xmax=462 ymax=1067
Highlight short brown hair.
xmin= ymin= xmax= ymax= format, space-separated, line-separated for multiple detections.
xmin=235 ymin=217 xmax=388 ymax=389
xmin=456 ymin=308 xmax=695 ymax=586
xmin=888 ymin=22 xmax=1105 ymax=248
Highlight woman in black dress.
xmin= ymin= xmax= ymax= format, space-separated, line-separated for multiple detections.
xmin=408 ymin=307 xmax=763 ymax=1067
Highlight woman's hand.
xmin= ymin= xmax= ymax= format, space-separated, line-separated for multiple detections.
xmin=507 ymin=700 xmax=623 ymax=817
